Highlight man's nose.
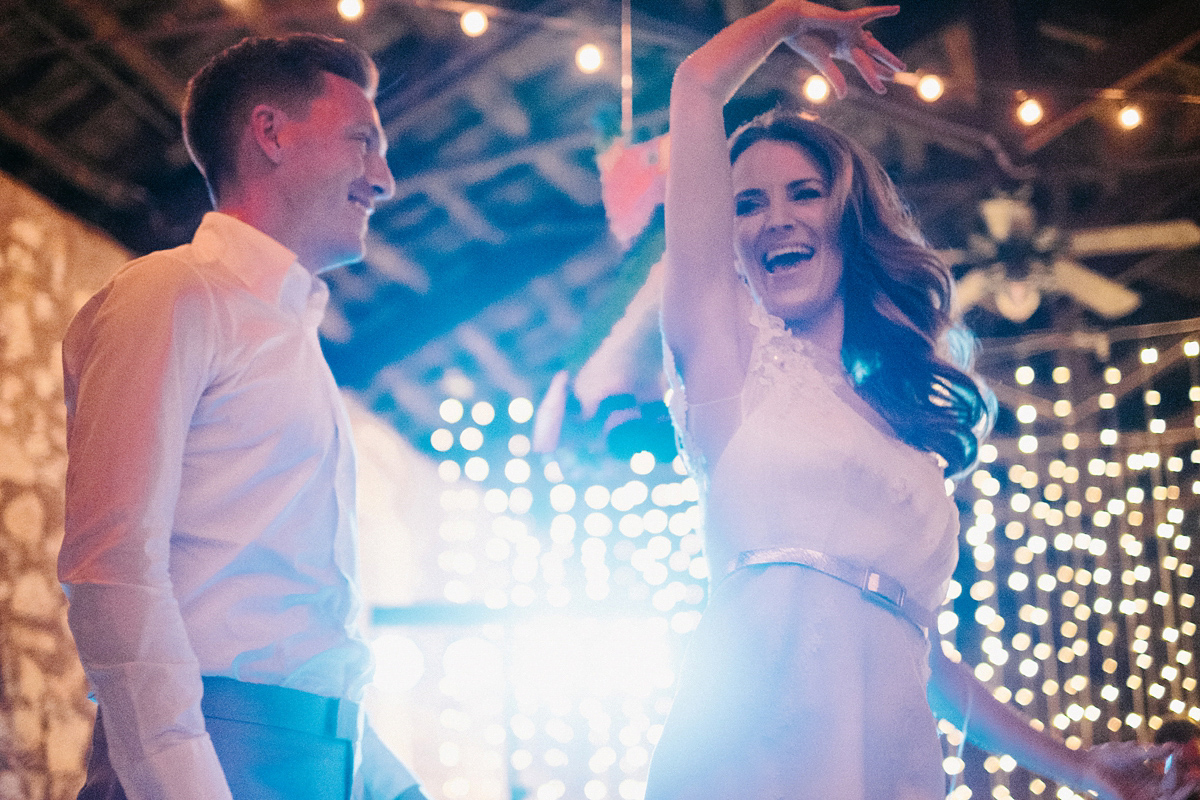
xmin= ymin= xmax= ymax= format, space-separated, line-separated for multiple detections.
xmin=370 ymin=153 xmax=395 ymax=202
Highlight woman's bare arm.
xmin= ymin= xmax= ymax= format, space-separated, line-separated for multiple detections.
xmin=662 ymin=1 xmax=902 ymax=403
xmin=928 ymin=643 xmax=1185 ymax=800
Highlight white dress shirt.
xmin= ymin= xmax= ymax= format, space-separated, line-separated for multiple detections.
xmin=60 ymin=212 xmax=412 ymax=800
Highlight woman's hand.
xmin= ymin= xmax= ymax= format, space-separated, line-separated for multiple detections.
xmin=1085 ymin=741 xmax=1197 ymax=800
xmin=780 ymin=1 xmax=905 ymax=97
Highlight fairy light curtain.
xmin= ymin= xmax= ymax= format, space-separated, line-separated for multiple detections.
xmin=944 ymin=322 xmax=1200 ymax=799
xmin=369 ymin=319 xmax=1200 ymax=800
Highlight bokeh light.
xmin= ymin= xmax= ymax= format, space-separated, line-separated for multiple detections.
xmin=337 ymin=0 xmax=364 ymax=21
xmin=803 ymin=74 xmax=830 ymax=104
xmin=460 ymin=9 xmax=488 ymax=37
xmin=376 ymin=329 xmax=1200 ymax=800
xmin=576 ymin=44 xmax=603 ymax=74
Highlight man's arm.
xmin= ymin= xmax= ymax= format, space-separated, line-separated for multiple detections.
xmin=60 ymin=257 xmax=233 ymax=800
xmin=360 ymin=720 xmax=427 ymax=800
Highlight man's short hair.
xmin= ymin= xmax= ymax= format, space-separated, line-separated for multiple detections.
xmin=182 ymin=33 xmax=378 ymax=203
xmin=1156 ymin=717 xmax=1200 ymax=745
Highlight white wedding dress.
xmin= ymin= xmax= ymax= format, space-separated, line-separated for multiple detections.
xmin=646 ymin=292 xmax=961 ymax=800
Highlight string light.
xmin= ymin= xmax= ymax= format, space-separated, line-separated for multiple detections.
xmin=575 ymin=44 xmax=603 ymax=74
xmin=1118 ymin=105 xmax=1143 ymax=130
xmin=440 ymin=397 xmax=465 ymax=423
xmin=460 ymin=9 xmax=488 ymax=36
xmin=1017 ymin=96 xmax=1044 ymax=126
xmin=916 ymin=74 xmax=945 ymax=102
xmin=891 ymin=70 xmax=943 ymax=103
xmin=336 ymin=0 xmax=364 ymax=21
xmin=803 ymin=74 xmax=831 ymax=104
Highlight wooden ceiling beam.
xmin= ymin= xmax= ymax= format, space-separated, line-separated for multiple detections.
xmin=18 ymin=5 xmax=177 ymax=137
xmin=390 ymin=109 xmax=667 ymax=195
xmin=1023 ymin=1 xmax=1200 ymax=154
xmin=0 ymin=108 xmax=146 ymax=207
xmin=59 ymin=0 xmax=187 ymax=112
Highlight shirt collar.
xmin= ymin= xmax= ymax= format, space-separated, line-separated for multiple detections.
xmin=192 ymin=211 xmax=318 ymax=311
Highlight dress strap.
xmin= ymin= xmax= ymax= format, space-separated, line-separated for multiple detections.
xmin=725 ymin=545 xmax=935 ymax=636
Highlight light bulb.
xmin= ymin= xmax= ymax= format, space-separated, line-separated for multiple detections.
xmin=460 ymin=9 xmax=488 ymax=36
xmin=1016 ymin=97 xmax=1043 ymax=126
xmin=576 ymin=44 xmax=603 ymax=74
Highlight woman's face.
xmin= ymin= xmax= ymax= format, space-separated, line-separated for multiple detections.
xmin=731 ymin=138 xmax=844 ymax=326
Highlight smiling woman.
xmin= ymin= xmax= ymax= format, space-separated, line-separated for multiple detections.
xmin=730 ymin=136 xmax=843 ymax=340
xmin=648 ymin=1 xmax=1174 ymax=799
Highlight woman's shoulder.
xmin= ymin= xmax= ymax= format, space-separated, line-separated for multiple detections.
xmin=744 ymin=303 xmax=846 ymax=393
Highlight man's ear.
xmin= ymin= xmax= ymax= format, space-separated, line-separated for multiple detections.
xmin=248 ymin=104 xmax=288 ymax=165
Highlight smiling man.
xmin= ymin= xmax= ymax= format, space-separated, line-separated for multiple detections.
xmin=59 ymin=34 xmax=426 ymax=800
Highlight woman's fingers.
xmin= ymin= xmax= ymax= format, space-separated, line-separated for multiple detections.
xmin=850 ymin=47 xmax=887 ymax=94
xmin=815 ymin=55 xmax=849 ymax=98
xmin=861 ymin=30 xmax=907 ymax=72
xmin=783 ymin=3 xmax=904 ymax=96
xmin=846 ymin=4 xmax=900 ymax=24
xmin=786 ymin=32 xmax=849 ymax=97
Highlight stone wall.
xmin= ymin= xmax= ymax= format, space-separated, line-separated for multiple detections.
xmin=0 ymin=171 xmax=130 ymax=799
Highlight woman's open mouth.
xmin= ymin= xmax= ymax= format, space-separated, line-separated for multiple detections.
xmin=762 ymin=245 xmax=815 ymax=273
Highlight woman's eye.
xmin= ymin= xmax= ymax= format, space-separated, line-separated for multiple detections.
xmin=735 ymin=197 xmax=762 ymax=215
xmin=792 ymin=187 xmax=822 ymax=201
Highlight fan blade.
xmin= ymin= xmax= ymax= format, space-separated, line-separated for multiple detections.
xmin=954 ymin=268 xmax=991 ymax=313
xmin=1068 ymin=219 xmax=1200 ymax=257
xmin=979 ymin=197 xmax=1035 ymax=242
xmin=1051 ymin=259 xmax=1140 ymax=318
xmin=936 ymin=248 xmax=969 ymax=267
xmin=994 ymin=281 xmax=1041 ymax=323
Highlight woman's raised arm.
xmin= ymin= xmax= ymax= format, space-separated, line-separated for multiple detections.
xmin=662 ymin=0 xmax=903 ymax=402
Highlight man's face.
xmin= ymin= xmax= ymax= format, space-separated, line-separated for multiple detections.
xmin=274 ymin=71 xmax=394 ymax=272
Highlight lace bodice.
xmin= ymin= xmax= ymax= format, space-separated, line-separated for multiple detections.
xmin=664 ymin=296 xmax=959 ymax=612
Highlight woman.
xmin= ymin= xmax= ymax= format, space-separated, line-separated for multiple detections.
xmin=650 ymin=2 xmax=1180 ymax=798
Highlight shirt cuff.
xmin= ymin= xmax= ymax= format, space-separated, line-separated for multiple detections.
xmin=120 ymin=733 xmax=233 ymax=800
xmin=359 ymin=723 xmax=419 ymax=800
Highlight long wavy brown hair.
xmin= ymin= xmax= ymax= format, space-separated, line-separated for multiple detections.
xmin=729 ymin=109 xmax=993 ymax=476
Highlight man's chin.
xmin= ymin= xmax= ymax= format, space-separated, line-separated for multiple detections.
xmin=318 ymin=243 xmax=367 ymax=272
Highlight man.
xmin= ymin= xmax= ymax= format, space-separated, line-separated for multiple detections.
xmin=59 ymin=34 xmax=426 ymax=800
xmin=1157 ymin=718 xmax=1200 ymax=800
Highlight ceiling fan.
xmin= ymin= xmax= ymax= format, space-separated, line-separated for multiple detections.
xmin=943 ymin=187 xmax=1200 ymax=323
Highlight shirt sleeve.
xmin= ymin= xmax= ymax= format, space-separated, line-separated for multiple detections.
xmin=359 ymin=720 xmax=420 ymax=800
xmin=59 ymin=256 xmax=234 ymax=800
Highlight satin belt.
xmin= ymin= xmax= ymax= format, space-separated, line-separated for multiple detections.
xmin=726 ymin=545 xmax=935 ymax=636
xmin=201 ymin=676 xmax=362 ymax=741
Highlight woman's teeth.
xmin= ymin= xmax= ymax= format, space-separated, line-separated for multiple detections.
xmin=763 ymin=245 xmax=815 ymax=273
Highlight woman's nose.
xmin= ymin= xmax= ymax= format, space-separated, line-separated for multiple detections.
xmin=764 ymin=199 xmax=794 ymax=230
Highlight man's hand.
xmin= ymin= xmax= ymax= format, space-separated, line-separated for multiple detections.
xmin=395 ymin=787 xmax=431 ymax=800
xmin=1086 ymin=741 xmax=1198 ymax=800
